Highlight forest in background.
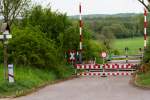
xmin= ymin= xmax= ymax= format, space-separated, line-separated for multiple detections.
xmin=70 ymin=13 xmax=150 ymax=39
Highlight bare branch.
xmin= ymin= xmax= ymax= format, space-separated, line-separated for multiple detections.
xmin=138 ymin=0 xmax=150 ymax=11
xmin=0 ymin=0 xmax=31 ymax=26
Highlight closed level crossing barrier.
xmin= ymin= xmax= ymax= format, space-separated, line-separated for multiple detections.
xmin=75 ymin=64 xmax=137 ymax=69
xmin=75 ymin=63 xmax=138 ymax=76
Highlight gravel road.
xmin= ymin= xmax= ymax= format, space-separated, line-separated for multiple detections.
xmin=3 ymin=76 xmax=149 ymax=100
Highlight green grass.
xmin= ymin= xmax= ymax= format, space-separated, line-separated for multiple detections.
xmin=0 ymin=65 xmax=74 ymax=97
xmin=136 ymin=72 xmax=150 ymax=87
xmin=114 ymin=37 xmax=144 ymax=55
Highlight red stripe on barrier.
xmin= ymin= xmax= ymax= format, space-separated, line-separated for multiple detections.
xmin=97 ymin=65 xmax=100 ymax=69
xmin=79 ymin=20 xmax=83 ymax=27
xmin=144 ymin=9 xmax=147 ymax=16
xmin=103 ymin=73 xmax=106 ymax=76
xmin=117 ymin=73 xmax=119 ymax=75
xmin=79 ymin=65 xmax=81 ymax=69
xmin=89 ymin=73 xmax=91 ymax=76
xmin=80 ymin=35 xmax=82 ymax=42
xmin=144 ymin=34 xmax=147 ymax=40
xmin=112 ymin=73 xmax=115 ymax=76
xmin=112 ymin=65 xmax=115 ymax=69
xmin=144 ymin=21 xmax=148 ymax=27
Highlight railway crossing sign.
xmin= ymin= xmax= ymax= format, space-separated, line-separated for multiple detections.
xmin=0 ymin=23 xmax=12 ymax=40
xmin=101 ymin=52 xmax=107 ymax=58
xmin=101 ymin=52 xmax=107 ymax=64
xmin=68 ymin=50 xmax=76 ymax=62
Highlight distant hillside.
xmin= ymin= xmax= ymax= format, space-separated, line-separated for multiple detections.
xmin=69 ymin=13 xmax=141 ymax=19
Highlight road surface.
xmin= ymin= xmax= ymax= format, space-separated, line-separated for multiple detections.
xmin=3 ymin=76 xmax=150 ymax=100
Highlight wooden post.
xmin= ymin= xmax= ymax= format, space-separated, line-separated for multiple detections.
xmin=3 ymin=37 xmax=8 ymax=80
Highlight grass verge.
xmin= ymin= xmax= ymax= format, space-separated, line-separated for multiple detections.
xmin=135 ymin=72 xmax=150 ymax=88
xmin=0 ymin=65 xmax=74 ymax=98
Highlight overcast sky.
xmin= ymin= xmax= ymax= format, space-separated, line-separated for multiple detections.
xmin=32 ymin=0 xmax=147 ymax=15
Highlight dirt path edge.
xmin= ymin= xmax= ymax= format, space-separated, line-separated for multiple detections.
xmin=0 ymin=75 xmax=79 ymax=99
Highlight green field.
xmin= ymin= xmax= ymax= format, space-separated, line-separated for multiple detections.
xmin=114 ymin=37 xmax=144 ymax=54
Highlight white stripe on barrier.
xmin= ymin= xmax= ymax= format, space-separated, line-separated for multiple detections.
xmin=77 ymin=72 xmax=134 ymax=76
xmin=75 ymin=64 xmax=136 ymax=69
xmin=144 ymin=28 xmax=147 ymax=34
xmin=80 ymin=27 xmax=82 ymax=35
xmin=144 ymin=16 xmax=147 ymax=22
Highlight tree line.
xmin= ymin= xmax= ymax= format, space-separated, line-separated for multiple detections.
xmin=82 ymin=14 xmax=150 ymax=39
xmin=0 ymin=5 xmax=106 ymax=73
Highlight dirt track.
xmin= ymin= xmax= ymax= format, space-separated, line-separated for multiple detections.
xmin=5 ymin=76 xmax=149 ymax=100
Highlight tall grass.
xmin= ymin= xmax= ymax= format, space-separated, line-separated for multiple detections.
xmin=0 ymin=65 xmax=74 ymax=97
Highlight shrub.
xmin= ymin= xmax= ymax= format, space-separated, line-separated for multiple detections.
xmin=8 ymin=27 xmax=58 ymax=69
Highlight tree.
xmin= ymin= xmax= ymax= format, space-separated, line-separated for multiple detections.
xmin=9 ymin=26 xmax=58 ymax=68
xmin=98 ymin=26 xmax=115 ymax=51
xmin=0 ymin=0 xmax=30 ymax=26
xmin=22 ymin=5 xmax=71 ymax=41
xmin=138 ymin=0 xmax=150 ymax=11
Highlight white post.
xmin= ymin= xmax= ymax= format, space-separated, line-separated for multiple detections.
xmin=8 ymin=64 xmax=14 ymax=83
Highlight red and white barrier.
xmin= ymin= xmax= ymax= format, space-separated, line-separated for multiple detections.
xmin=144 ymin=8 xmax=148 ymax=48
xmin=75 ymin=64 xmax=136 ymax=69
xmin=78 ymin=72 xmax=134 ymax=76
xmin=79 ymin=3 xmax=83 ymax=51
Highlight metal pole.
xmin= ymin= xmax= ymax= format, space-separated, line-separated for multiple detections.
xmin=125 ymin=48 xmax=128 ymax=63
xmin=79 ymin=3 xmax=83 ymax=64
xmin=144 ymin=8 xmax=147 ymax=49
xmin=103 ymin=58 xmax=104 ymax=64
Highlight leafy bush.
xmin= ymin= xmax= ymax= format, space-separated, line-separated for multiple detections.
xmin=83 ymin=40 xmax=104 ymax=63
xmin=8 ymin=27 xmax=58 ymax=68
xmin=22 ymin=5 xmax=71 ymax=41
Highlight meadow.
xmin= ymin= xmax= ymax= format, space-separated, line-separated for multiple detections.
xmin=114 ymin=37 xmax=144 ymax=55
